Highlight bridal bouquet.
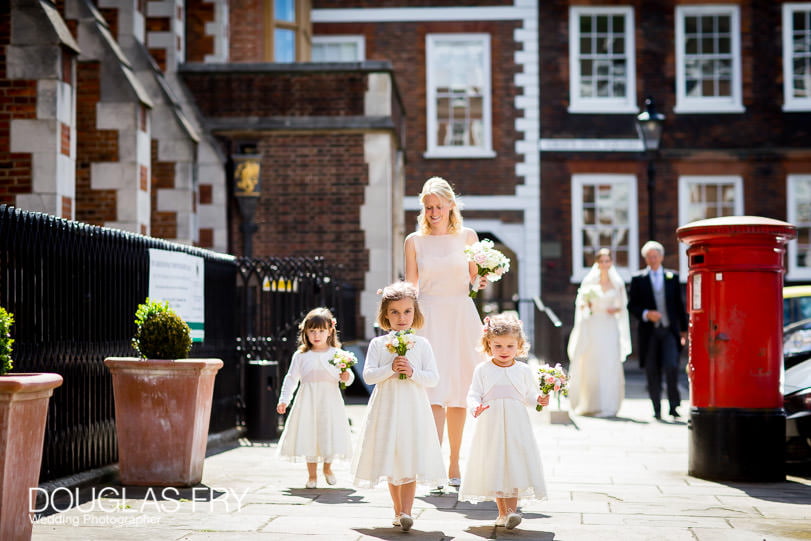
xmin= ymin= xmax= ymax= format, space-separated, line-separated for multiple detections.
xmin=464 ymin=239 xmax=511 ymax=298
xmin=536 ymin=363 xmax=569 ymax=411
xmin=384 ymin=329 xmax=416 ymax=379
xmin=579 ymin=284 xmax=602 ymax=306
xmin=329 ymin=349 xmax=358 ymax=390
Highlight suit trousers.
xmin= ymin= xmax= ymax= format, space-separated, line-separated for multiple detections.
xmin=645 ymin=326 xmax=680 ymax=415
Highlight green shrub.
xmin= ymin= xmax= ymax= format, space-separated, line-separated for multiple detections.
xmin=131 ymin=298 xmax=192 ymax=360
xmin=0 ymin=307 xmax=13 ymax=375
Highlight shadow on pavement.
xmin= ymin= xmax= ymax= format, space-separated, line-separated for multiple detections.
xmin=466 ymin=524 xmax=555 ymax=539
xmin=353 ymin=527 xmax=447 ymax=539
xmin=282 ymin=487 xmax=366 ymax=504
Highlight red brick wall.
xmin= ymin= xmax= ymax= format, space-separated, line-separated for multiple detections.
xmin=313 ymin=1 xmax=513 ymax=7
xmin=150 ymin=139 xmax=177 ymax=239
xmin=182 ymin=71 xmax=366 ymax=117
xmin=230 ymin=133 xmax=369 ymax=289
xmin=314 ymin=19 xmax=523 ymax=198
xmin=228 ymin=0 xmax=264 ymax=62
xmin=74 ymin=61 xmax=119 ymax=225
xmin=0 ymin=7 xmax=35 ymax=206
xmin=185 ymin=0 xmax=216 ymax=62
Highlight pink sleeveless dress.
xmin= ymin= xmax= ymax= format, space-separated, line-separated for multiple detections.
xmin=413 ymin=230 xmax=485 ymax=407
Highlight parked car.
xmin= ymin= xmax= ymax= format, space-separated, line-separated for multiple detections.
xmin=783 ymin=285 xmax=811 ymax=327
xmin=782 ymin=317 xmax=811 ymax=465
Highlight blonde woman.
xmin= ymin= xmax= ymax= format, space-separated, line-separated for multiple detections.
xmin=404 ymin=177 xmax=486 ymax=488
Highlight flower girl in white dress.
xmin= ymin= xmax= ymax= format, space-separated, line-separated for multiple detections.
xmin=458 ymin=313 xmax=549 ymax=530
xmin=351 ymin=282 xmax=445 ymax=532
xmin=276 ymin=308 xmax=354 ymax=488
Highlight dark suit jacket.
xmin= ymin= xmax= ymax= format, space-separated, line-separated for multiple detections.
xmin=627 ymin=268 xmax=688 ymax=368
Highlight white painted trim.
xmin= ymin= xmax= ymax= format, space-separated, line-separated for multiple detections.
xmin=312 ymin=7 xmax=534 ymax=23
xmin=782 ymin=3 xmax=811 ymax=111
xmin=540 ymin=138 xmax=644 ymax=152
xmin=677 ymin=175 xmax=744 ymax=281
xmin=425 ymin=33 xmax=493 ymax=156
xmin=568 ymin=6 xmax=637 ymax=114
xmin=787 ymin=174 xmax=811 ymax=280
xmin=675 ymin=5 xmax=744 ymax=114
xmin=312 ymin=35 xmax=366 ymax=61
xmin=570 ymin=174 xmax=639 ymax=283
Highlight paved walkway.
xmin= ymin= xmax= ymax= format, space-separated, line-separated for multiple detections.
xmin=32 ymin=367 xmax=811 ymax=540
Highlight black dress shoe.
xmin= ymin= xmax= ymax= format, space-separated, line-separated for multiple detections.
xmin=654 ymin=412 xmax=662 ymax=420
xmin=669 ymin=408 xmax=681 ymax=418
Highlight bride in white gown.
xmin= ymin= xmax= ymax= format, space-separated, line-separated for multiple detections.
xmin=567 ymin=249 xmax=632 ymax=417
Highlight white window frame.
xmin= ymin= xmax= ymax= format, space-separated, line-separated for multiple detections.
xmin=674 ymin=5 xmax=744 ymax=114
xmin=787 ymin=174 xmax=811 ymax=279
xmin=311 ymin=35 xmax=366 ymax=61
xmin=678 ymin=175 xmax=744 ymax=280
xmin=425 ymin=33 xmax=494 ymax=159
xmin=571 ymin=174 xmax=639 ymax=283
xmin=783 ymin=3 xmax=811 ymax=111
xmin=568 ymin=6 xmax=637 ymax=114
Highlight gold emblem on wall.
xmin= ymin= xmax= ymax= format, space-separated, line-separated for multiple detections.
xmin=234 ymin=159 xmax=260 ymax=197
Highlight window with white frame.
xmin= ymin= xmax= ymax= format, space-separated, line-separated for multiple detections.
xmin=675 ymin=5 xmax=744 ymax=113
xmin=787 ymin=175 xmax=811 ymax=278
xmin=571 ymin=175 xmax=638 ymax=281
xmin=569 ymin=6 xmax=636 ymax=113
xmin=783 ymin=3 xmax=811 ymax=111
xmin=678 ymin=175 xmax=744 ymax=278
xmin=312 ymin=35 xmax=365 ymax=62
xmin=425 ymin=34 xmax=493 ymax=158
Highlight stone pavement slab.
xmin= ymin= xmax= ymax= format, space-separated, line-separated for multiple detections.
xmin=31 ymin=369 xmax=811 ymax=541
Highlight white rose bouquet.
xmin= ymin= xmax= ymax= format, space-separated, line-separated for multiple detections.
xmin=464 ymin=239 xmax=511 ymax=298
xmin=384 ymin=329 xmax=416 ymax=379
xmin=329 ymin=349 xmax=358 ymax=390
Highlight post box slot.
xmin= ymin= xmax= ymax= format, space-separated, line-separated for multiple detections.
xmin=691 ymin=255 xmax=705 ymax=265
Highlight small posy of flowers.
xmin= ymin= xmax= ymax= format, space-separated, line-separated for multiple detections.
xmin=536 ymin=363 xmax=569 ymax=411
xmin=464 ymin=239 xmax=511 ymax=298
xmin=329 ymin=349 xmax=358 ymax=390
xmin=384 ymin=329 xmax=416 ymax=379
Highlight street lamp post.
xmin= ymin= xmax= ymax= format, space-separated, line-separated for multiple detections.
xmin=635 ymin=96 xmax=665 ymax=240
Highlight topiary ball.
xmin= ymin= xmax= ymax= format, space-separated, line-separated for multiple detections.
xmin=132 ymin=304 xmax=192 ymax=360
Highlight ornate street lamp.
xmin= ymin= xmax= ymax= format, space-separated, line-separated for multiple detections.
xmin=232 ymin=144 xmax=261 ymax=257
xmin=635 ymin=96 xmax=665 ymax=240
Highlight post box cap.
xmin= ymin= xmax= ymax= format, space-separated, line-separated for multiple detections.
xmin=677 ymin=215 xmax=797 ymax=244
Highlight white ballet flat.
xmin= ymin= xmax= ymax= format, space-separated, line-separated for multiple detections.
xmin=324 ymin=473 xmax=337 ymax=485
xmin=505 ymin=512 xmax=522 ymax=530
xmin=495 ymin=515 xmax=507 ymax=527
xmin=305 ymin=479 xmax=316 ymax=489
xmin=399 ymin=514 xmax=413 ymax=532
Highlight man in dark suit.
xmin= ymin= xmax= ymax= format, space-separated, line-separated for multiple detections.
xmin=628 ymin=241 xmax=688 ymax=420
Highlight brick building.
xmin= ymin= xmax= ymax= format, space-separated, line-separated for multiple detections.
xmin=1 ymin=0 xmax=537 ymax=342
xmin=538 ymin=1 xmax=811 ymax=362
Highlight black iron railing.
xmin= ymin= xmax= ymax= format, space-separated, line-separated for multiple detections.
xmin=0 ymin=205 xmax=238 ymax=482
xmin=235 ymin=256 xmax=357 ymax=423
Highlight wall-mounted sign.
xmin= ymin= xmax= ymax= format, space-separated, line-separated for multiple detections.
xmin=148 ymin=249 xmax=205 ymax=342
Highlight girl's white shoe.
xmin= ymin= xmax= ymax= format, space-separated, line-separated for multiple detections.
xmin=325 ymin=473 xmax=337 ymax=485
xmin=399 ymin=514 xmax=413 ymax=531
xmin=392 ymin=516 xmax=401 ymax=527
xmin=495 ymin=515 xmax=507 ymax=527
xmin=305 ymin=479 xmax=317 ymax=489
xmin=505 ymin=512 xmax=522 ymax=530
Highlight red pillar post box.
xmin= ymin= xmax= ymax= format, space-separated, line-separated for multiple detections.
xmin=677 ymin=216 xmax=796 ymax=481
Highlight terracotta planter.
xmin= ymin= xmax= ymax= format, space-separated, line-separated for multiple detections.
xmin=104 ymin=357 xmax=223 ymax=487
xmin=0 ymin=373 xmax=63 ymax=541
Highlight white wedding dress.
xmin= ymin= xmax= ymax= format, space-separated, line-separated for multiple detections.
xmin=567 ymin=287 xmax=627 ymax=417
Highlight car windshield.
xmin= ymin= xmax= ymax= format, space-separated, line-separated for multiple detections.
xmin=784 ymin=327 xmax=811 ymax=355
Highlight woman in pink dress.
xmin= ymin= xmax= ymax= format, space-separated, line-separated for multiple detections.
xmin=404 ymin=177 xmax=486 ymax=487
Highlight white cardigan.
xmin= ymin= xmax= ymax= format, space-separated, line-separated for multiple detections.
xmin=466 ymin=360 xmax=540 ymax=414
xmin=363 ymin=334 xmax=439 ymax=388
